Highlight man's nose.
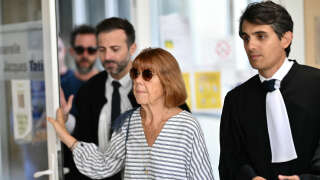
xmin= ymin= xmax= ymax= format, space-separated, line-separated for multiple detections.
xmin=247 ymin=39 xmax=257 ymax=51
xmin=103 ymin=50 xmax=113 ymax=60
xmin=82 ymin=49 xmax=89 ymax=56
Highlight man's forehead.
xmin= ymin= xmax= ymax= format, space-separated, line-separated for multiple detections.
xmin=98 ymin=31 xmax=127 ymax=43
xmin=98 ymin=29 xmax=127 ymax=38
xmin=76 ymin=33 xmax=96 ymax=40
xmin=242 ymin=21 xmax=274 ymax=34
xmin=75 ymin=34 xmax=97 ymax=44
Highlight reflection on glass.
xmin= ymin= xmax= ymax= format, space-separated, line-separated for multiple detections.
xmin=0 ymin=0 xmax=48 ymax=180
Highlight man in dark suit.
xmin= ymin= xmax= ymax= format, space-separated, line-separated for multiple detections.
xmin=219 ymin=1 xmax=320 ymax=180
xmin=66 ymin=17 xmax=137 ymax=180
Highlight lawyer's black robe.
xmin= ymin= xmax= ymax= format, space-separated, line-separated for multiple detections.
xmin=219 ymin=61 xmax=320 ymax=180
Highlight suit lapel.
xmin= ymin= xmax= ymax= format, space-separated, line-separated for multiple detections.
xmin=92 ymin=72 xmax=108 ymax=138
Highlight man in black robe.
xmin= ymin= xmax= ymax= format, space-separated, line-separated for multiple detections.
xmin=219 ymin=1 xmax=320 ymax=180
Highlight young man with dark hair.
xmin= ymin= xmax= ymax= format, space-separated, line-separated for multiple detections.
xmin=219 ymin=1 xmax=320 ymax=180
xmin=63 ymin=17 xmax=136 ymax=180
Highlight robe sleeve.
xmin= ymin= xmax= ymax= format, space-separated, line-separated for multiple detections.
xmin=299 ymin=137 xmax=320 ymax=180
xmin=219 ymin=92 xmax=258 ymax=180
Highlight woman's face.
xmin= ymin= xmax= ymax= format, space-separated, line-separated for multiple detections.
xmin=132 ymin=68 xmax=165 ymax=106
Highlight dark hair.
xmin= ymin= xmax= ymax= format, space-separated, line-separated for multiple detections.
xmin=132 ymin=48 xmax=187 ymax=108
xmin=239 ymin=1 xmax=293 ymax=57
xmin=70 ymin=25 xmax=96 ymax=47
xmin=96 ymin=17 xmax=135 ymax=47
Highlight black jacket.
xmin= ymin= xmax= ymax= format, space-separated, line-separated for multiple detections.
xmin=219 ymin=61 xmax=320 ymax=180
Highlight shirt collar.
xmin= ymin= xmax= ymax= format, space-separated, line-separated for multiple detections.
xmin=119 ymin=72 xmax=131 ymax=89
xmin=107 ymin=72 xmax=131 ymax=89
xmin=259 ymin=58 xmax=293 ymax=83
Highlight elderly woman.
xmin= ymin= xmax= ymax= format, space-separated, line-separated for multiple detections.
xmin=48 ymin=48 xmax=214 ymax=179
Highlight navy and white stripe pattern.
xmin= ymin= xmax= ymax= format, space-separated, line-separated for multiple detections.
xmin=73 ymin=108 xmax=214 ymax=179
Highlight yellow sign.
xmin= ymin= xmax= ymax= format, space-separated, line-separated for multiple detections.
xmin=182 ymin=73 xmax=192 ymax=109
xmin=164 ymin=40 xmax=174 ymax=49
xmin=195 ymin=72 xmax=221 ymax=109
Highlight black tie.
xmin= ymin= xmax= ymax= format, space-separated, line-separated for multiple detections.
xmin=110 ymin=81 xmax=121 ymax=139
xmin=262 ymin=79 xmax=276 ymax=92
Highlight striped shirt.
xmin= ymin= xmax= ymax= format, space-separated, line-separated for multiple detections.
xmin=73 ymin=108 xmax=214 ymax=180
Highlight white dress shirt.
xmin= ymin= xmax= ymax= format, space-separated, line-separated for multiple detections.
xmin=98 ymin=73 xmax=133 ymax=152
xmin=259 ymin=58 xmax=297 ymax=163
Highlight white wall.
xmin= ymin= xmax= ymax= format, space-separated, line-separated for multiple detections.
xmin=72 ymin=0 xmax=87 ymax=25
xmin=273 ymin=0 xmax=305 ymax=64
xmin=131 ymin=0 xmax=152 ymax=51
xmin=189 ymin=0 xmax=229 ymax=68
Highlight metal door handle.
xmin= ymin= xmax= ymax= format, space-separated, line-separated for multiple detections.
xmin=33 ymin=168 xmax=69 ymax=178
xmin=34 ymin=169 xmax=53 ymax=178
xmin=63 ymin=167 xmax=70 ymax=174
xmin=33 ymin=153 xmax=70 ymax=178
xmin=33 ymin=154 xmax=55 ymax=178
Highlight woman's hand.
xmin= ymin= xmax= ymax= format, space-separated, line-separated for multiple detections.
xmin=59 ymin=87 xmax=74 ymax=121
xmin=47 ymin=108 xmax=77 ymax=149
xmin=252 ymin=176 xmax=266 ymax=180
xmin=278 ymin=175 xmax=300 ymax=180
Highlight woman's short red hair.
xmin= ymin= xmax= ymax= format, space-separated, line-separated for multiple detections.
xmin=132 ymin=48 xmax=187 ymax=108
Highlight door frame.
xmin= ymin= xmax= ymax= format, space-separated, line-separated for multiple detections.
xmin=41 ymin=0 xmax=62 ymax=179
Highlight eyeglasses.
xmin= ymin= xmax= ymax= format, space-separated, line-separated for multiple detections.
xmin=73 ymin=46 xmax=97 ymax=55
xmin=130 ymin=68 xmax=154 ymax=81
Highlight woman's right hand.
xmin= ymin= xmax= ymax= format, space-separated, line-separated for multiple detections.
xmin=252 ymin=176 xmax=266 ymax=180
xmin=47 ymin=108 xmax=77 ymax=149
xmin=59 ymin=87 xmax=74 ymax=121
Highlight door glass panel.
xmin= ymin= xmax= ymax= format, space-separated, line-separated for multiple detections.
xmin=0 ymin=0 xmax=49 ymax=179
xmin=56 ymin=0 xmax=131 ymax=179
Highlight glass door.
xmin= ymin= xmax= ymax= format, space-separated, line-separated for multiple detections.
xmin=0 ymin=0 xmax=62 ymax=179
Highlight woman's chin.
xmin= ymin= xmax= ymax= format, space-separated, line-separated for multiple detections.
xmin=136 ymin=98 xmax=147 ymax=105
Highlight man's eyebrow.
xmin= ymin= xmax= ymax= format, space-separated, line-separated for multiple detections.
xmin=241 ymin=31 xmax=267 ymax=36
xmin=98 ymin=45 xmax=120 ymax=48
xmin=253 ymin=31 xmax=267 ymax=35
xmin=240 ymin=31 xmax=268 ymax=39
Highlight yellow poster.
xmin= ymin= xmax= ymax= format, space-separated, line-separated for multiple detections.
xmin=164 ymin=40 xmax=174 ymax=49
xmin=195 ymin=72 xmax=221 ymax=109
xmin=182 ymin=72 xmax=192 ymax=109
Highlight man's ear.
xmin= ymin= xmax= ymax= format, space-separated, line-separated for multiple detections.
xmin=281 ymin=31 xmax=293 ymax=49
xmin=129 ymin=43 xmax=137 ymax=56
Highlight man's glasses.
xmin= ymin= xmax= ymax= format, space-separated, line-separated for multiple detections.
xmin=73 ymin=46 xmax=97 ymax=55
xmin=130 ymin=68 xmax=154 ymax=81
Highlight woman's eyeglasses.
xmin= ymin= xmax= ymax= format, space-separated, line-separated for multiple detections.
xmin=130 ymin=68 xmax=154 ymax=81
xmin=73 ymin=46 xmax=97 ymax=55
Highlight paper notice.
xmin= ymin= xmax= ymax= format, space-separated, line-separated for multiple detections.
xmin=11 ymin=79 xmax=32 ymax=143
